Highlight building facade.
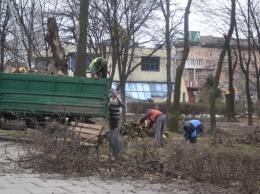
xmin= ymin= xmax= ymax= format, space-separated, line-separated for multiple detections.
xmin=65 ymin=48 xmax=188 ymax=103
xmin=175 ymin=35 xmax=259 ymax=104
xmin=111 ymin=47 xmax=188 ymax=103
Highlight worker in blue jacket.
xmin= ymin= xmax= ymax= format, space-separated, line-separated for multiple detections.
xmin=183 ymin=119 xmax=204 ymax=143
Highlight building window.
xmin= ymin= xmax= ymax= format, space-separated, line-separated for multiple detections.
xmin=35 ymin=57 xmax=55 ymax=71
xmin=242 ymin=52 xmax=247 ymax=60
xmin=177 ymin=51 xmax=183 ymax=57
xmin=207 ymin=60 xmax=214 ymax=70
xmin=225 ymin=71 xmax=229 ymax=78
xmin=208 ymin=50 xmax=212 ymax=58
xmin=141 ymin=56 xmax=160 ymax=71
xmin=250 ymin=72 xmax=256 ymax=79
xmin=250 ymin=53 xmax=254 ymax=60
xmin=217 ymin=50 xmax=221 ymax=57
xmin=112 ymin=81 xmax=174 ymax=101
xmin=185 ymin=59 xmax=204 ymax=69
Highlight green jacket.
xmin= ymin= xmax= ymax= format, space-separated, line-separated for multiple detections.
xmin=89 ymin=57 xmax=103 ymax=76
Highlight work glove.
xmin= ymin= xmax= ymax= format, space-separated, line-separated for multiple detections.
xmin=94 ymin=75 xmax=98 ymax=80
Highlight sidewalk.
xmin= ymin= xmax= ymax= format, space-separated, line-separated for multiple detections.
xmin=0 ymin=173 xmax=189 ymax=194
xmin=0 ymin=141 xmax=190 ymax=194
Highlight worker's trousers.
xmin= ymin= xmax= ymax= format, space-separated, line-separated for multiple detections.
xmin=155 ymin=114 xmax=166 ymax=146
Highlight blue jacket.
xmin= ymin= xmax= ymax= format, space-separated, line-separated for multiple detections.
xmin=183 ymin=120 xmax=203 ymax=138
xmin=188 ymin=120 xmax=202 ymax=128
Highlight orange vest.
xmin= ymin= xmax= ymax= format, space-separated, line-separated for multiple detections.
xmin=147 ymin=109 xmax=163 ymax=122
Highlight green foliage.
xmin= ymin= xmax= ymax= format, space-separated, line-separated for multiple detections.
xmin=203 ymin=74 xmax=222 ymax=98
xmin=204 ymin=74 xmax=214 ymax=89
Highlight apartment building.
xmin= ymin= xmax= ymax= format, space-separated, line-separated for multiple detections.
xmin=175 ymin=35 xmax=259 ymax=103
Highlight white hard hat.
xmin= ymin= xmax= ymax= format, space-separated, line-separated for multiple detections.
xmin=101 ymin=58 xmax=107 ymax=66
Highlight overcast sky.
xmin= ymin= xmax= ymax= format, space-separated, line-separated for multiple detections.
xmin=180 ymin=0 xmax=249 ymax=37
xmin=179 ymin=0 xmax=219 ymax=37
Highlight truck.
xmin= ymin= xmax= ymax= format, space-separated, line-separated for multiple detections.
xmin=0 ymin=73 xmax=109 ymax=128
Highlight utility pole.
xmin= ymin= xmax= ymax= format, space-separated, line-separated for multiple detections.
xmin=7 ymin=0 xmax=30 ymax=70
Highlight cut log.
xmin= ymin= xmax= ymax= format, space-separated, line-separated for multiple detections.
xmin=45 ymin=17 xmax=68 ymax=75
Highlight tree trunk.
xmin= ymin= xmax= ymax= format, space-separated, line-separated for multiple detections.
xmin=171 ymin=0 xmax=192 ymax=132
xmin=234 ymin=0 xmax=253 ymax=126
xmin=45 ymin=17 xmax=68 ymax=75
xmin=160 ymin=0 xmax=173 ymax=128
xmin=226 ymin=43 xmax=236 ymax=120
xmin=75 ymin=0 xmax=89 ymax=77
xmin=0 ymin=33 xmax=6 ymax=73
xmin=210 ymin=0 xmax=236 ymax=142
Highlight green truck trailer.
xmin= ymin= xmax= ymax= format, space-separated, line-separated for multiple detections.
xmin=0 ymin=73 xmax=109 ymax=125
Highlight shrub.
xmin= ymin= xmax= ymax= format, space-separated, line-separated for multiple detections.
xmin=126 ymin=101 xmax=250 ymax=117
xmin=163 ymin=142 xmax=260 ymax=194
xmin=17 ymin=118 xmax=259 ymax=194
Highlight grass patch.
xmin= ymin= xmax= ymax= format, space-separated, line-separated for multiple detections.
xmin=235 ymin=143 xmax=260 ymax=151
xmin=0 ymin=129 xmax=24 ymax=137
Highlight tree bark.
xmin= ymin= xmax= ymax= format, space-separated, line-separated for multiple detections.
xmin=75 ymin=0 xmax=89 ymax=77
xmin=171 ymin=0 xmax=192 ymax=132
xmin=234 ymin=0 xmax=253 ymax=126
xmin=210 ymin=0 xmax=236 ymax=142
xmin=45 ymin=17 xmax=68 ymax=75
xmin=226 ymin=43 xmax=236 ymax=120
xmin=159 ymin=0 xmax=173 ymax=128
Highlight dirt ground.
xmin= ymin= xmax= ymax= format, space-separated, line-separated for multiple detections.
xmin=197 ymin=117 xmax=260 ymax=142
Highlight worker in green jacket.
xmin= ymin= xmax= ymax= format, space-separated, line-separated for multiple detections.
xmin=89 ymin=57 xmax=109 ymax=79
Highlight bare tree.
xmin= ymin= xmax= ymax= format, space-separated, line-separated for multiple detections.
xmin=10 ymin=0 xmax=43 ymax=69
xmin=0 ymin=1 xmax=10 ymax=72
xmin=210 ymin=0 xmax=236 ymax=141
xmin=171 ymin=0 xmax=192 ymax=132
xmin=0 ymin=0 xmax=78 ymax=73
xmin=225 ymin=43 xmax=238 ymax=120
xmin=1 ymin=0 xmax=61 ymax=72
xmin=93 ymin=0 xmax=159 ymax=122
xmin=234 ymin=0 xmax=253 ymax=126
xmin=87 ymin=3 xmax=108 ymax=56
xmin=36 ymin=0 xmax=56 ymax=71
xmin=248 ymin=0 xmax=260 ymax=106
xmin=157 ymin=0 xmax=183 ymax=123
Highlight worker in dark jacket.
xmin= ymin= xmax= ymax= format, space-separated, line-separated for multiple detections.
xmin=89 ymin=57 xmax=108 ymax=79
xmin=137 ymin=108 xmax=166 ymax=146
xmin=109 ymin=90 xmax=125 ymax=130
xmin=183 ymin=119 xmax=204 ymax=143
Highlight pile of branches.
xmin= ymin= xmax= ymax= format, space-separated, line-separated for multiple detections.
xmin=11 ymin=120 xmax=260 ymax=194
xmin=236 ymin=127 xmax=260 ymax=145
xmin=119 ymin=121 xmax=153 ymax=138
